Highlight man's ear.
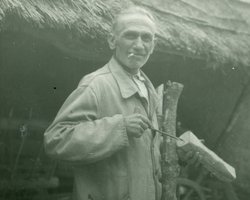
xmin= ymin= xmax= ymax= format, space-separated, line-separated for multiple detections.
xmin=107 ymin=33 xmax=116 ymax=50
xmin=149 ymin=38 xmax=157 ymax=54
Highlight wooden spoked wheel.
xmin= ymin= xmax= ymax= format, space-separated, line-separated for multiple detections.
xmin=177 ymin=178 xmax=207 ymax=200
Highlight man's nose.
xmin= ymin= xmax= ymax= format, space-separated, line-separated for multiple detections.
xmin=133 ymin=36 xmax=144 ymax=49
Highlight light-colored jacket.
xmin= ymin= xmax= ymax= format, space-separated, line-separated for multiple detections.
xmin=44 ymin=57 xmax=162 ymax=200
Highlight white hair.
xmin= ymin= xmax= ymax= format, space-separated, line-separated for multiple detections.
xmin=111 ymin=6 xmax=157 ymax=33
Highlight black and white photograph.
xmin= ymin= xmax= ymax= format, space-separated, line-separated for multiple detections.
xmin=0 ymin=0 xmax=250 ymax=200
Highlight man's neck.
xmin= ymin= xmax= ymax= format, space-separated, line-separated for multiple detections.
xmin=113 ymin=55 xmax=139 ymax=75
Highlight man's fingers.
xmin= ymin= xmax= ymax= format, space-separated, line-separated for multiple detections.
xmin=133 ymin=125 xmax=144 ymax=138
xmin=194 ymin=153 xmax=202 ymax=167
xmin=139 ymin=115 xmax=151 ymax=128
xmin=130 ymin=113 xmax=151 ymax=128
xmin=124 ymin=113 xmax=151 ymax=138
xmin=139 ymin=121 xmax=148 ymax=130
xmin=189 ymin=152 xmax=199 ymax=165
xmin=188 ymin=152 xmax=201 ymax=166
xmin=177 ymin=149 xmax=203 ymax=167
xmin=176 ymin=148 xmax=186 ymax=161
xmin=184 ymin=151 xmax=194 ymax=161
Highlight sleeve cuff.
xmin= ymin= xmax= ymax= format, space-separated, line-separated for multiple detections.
xmin=121 ymin=115 xmax=129 ymax=147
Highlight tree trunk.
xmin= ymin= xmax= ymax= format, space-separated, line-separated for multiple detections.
xmin=160 ymin=81 xmax=183 ymax=200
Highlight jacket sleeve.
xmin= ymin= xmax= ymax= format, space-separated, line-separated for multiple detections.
xmin=44 ymin=85 xmax=129 ymax=164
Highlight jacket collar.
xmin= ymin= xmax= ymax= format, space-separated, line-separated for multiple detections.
xmin=108 ymin=57 xmax=139 ymax=99
xmin=140 ymin=70 xmax=160 ymax=118
xmin=108 ymin=57 xmax=160 ymax=117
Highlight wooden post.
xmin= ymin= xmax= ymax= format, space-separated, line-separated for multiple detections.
xmin=161 ymin=81 xmax=183 ymax=200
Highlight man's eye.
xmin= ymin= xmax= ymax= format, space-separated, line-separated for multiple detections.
xmin=124 ymin=32 xmax=138 ymax=40
xmin=141 ymin=34 xmax=153 ymax=42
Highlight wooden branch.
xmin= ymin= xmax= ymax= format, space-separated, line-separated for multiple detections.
xmin=161 ymin=81 xmax=184 ymax=200
xmin=156 ymin=84 xmax=164 ymax=128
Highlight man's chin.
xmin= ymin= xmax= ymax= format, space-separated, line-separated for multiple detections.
xmin=131 ymin=61 xmax=146 ymax=69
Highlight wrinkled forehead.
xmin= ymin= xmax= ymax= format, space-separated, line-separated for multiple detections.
xmin=114 ymin=13 xmax=157 ymax=35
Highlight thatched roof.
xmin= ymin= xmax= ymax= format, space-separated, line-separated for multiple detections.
xmin=1 ymin=0 xmax=250 ymax=68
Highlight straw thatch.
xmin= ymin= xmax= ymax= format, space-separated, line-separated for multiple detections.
xmin=1 ymin=0 xmax=250 ymax=67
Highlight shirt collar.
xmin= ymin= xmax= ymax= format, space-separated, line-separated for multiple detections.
xmin=133 ymin=71 xmax=146 ymax=82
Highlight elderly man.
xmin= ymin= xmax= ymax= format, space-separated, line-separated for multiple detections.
xmin=44 ymin=6 xmax=197 ymax=200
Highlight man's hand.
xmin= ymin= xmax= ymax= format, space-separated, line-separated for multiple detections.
xmin=177 ymin=148 xmax=202 ymax=167
xmin=124 ymin=114 xmax=151 ymax=138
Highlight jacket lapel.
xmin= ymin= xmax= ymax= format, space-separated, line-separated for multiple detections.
xmin=140 ymin=71 xmax=160 ymax=120
xmin=108 ymin=57 xmax=160 ymax=119
xmin=108 ymin=57 xmax=139 ymax=99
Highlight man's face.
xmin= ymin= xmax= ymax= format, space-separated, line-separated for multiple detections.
xmin=109 ymin=14 xmax=156 ymax=74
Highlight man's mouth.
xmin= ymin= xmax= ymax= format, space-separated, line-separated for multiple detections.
xmin=128 ymin=53 xmax=145 ymax=58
